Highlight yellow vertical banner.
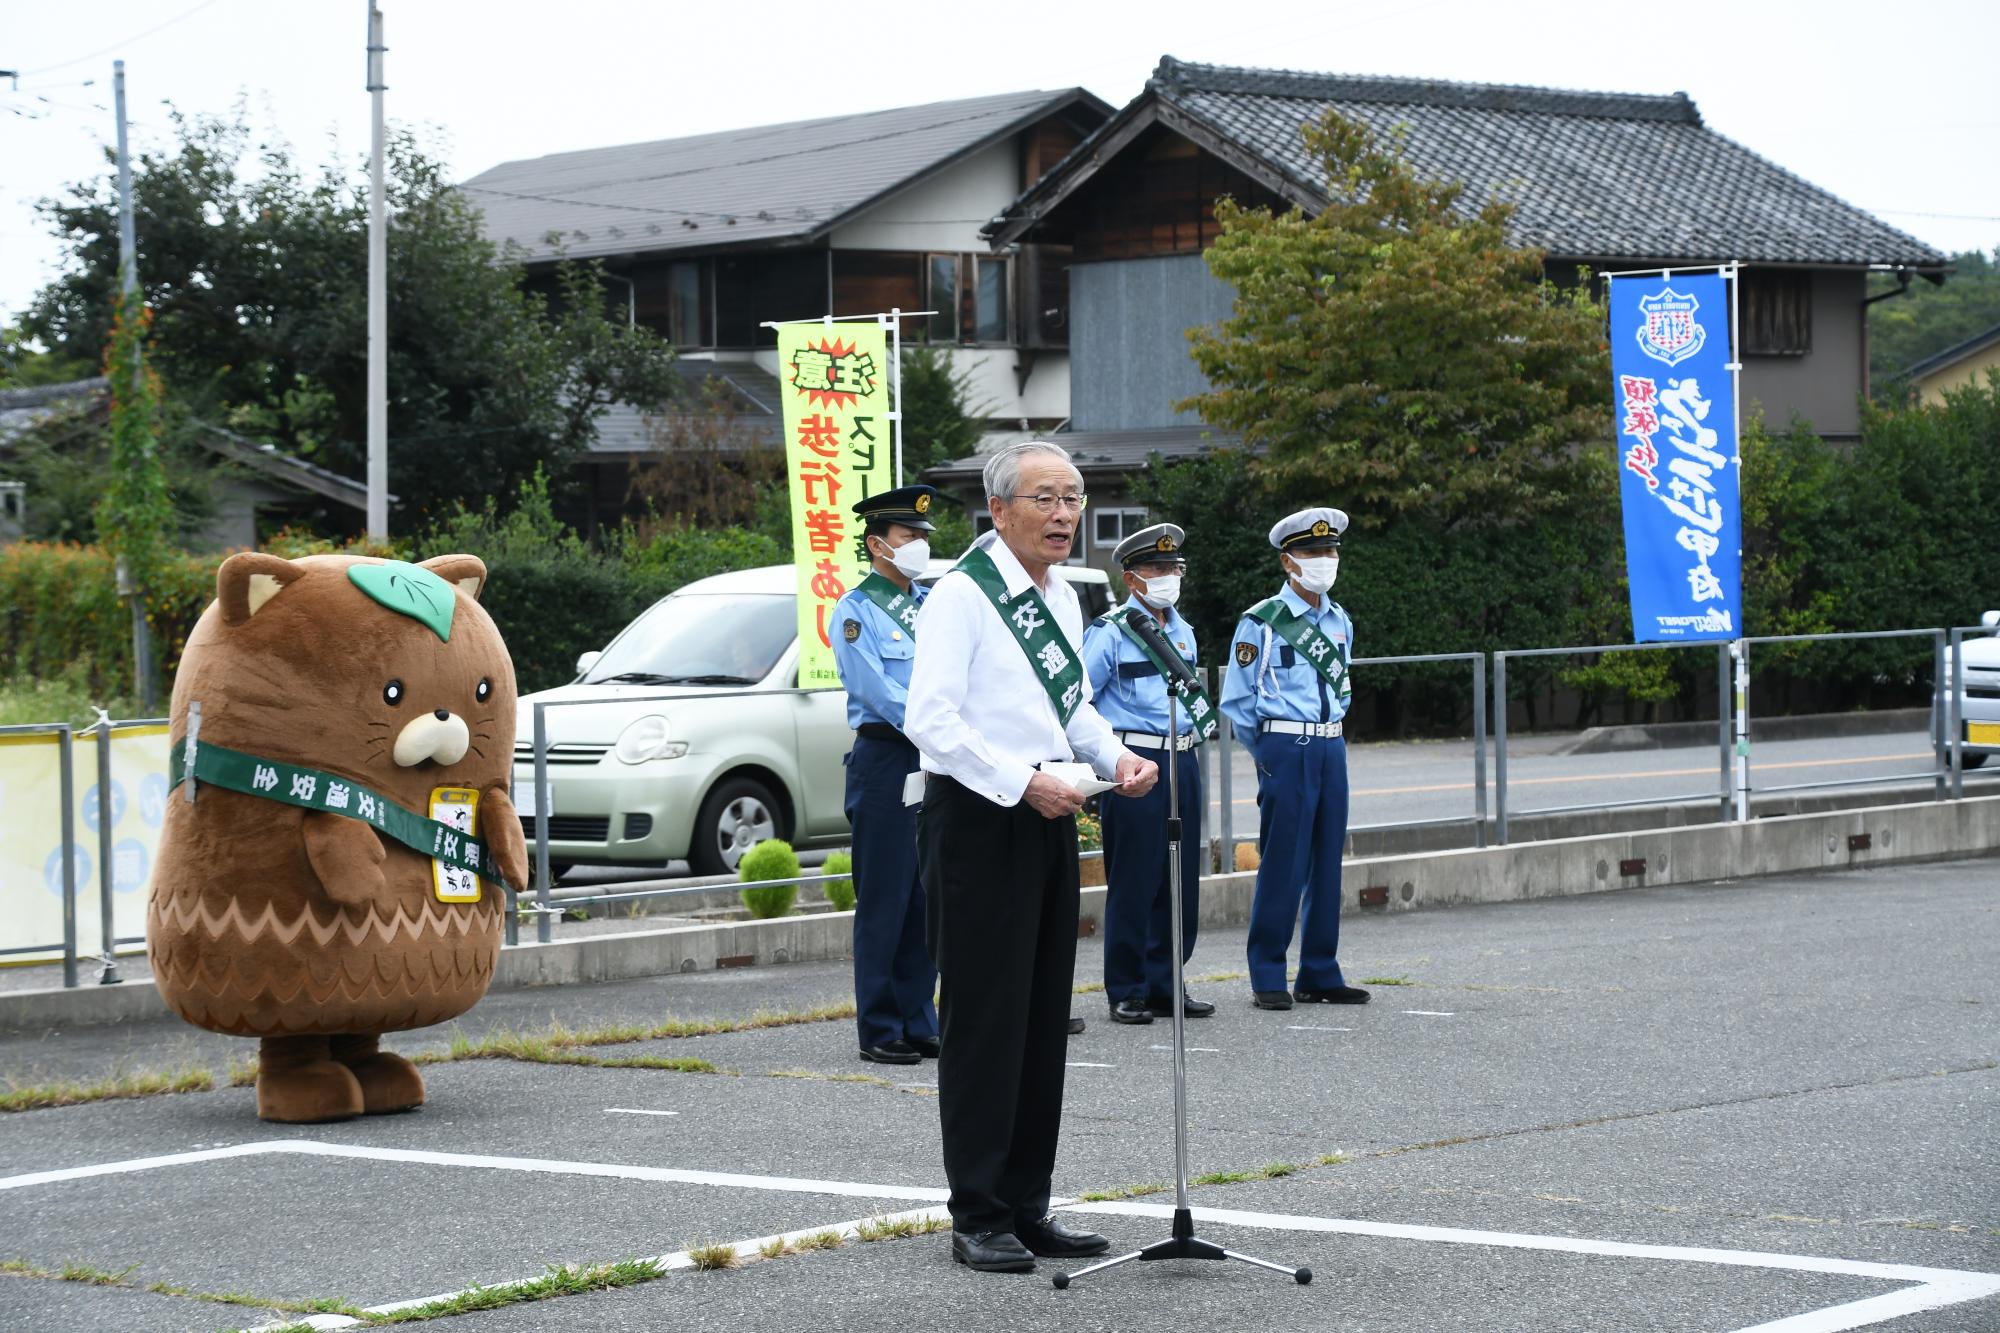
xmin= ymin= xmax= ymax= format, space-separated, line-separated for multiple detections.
xmin=776 ymin=321 xmax=892 ymax=687
xmin=0 ymin=726 xmax=170 ymax=963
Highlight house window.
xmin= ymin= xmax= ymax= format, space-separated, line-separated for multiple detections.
xmin=973 ymin=256 xmax=1009 ymax=343
xmin=667 ymin=261 xmax=706 ymax=348
xmin=1092 ymin=507 xmax=1148 ymax=550
xmin=973 ymin=512 xmax=996 ymax=536
xmin=1740 ymin=270 xmax=1812 ymax=356
xmin=927 ymin=256 xmax=960 ymax=342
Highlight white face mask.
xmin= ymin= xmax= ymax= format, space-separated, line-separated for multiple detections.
xmin=1291 ymin=555 xmax=1339 ymax=594
xmin=877 ymin=535 xmax=930 ymax=580
xmin=1134 ymin=573 xmax=1182 ymax=609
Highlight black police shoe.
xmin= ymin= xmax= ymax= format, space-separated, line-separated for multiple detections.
xmin=1110 ymin=998 xmax=1154 ymax=1025
xmin=1067 ymin=1015 xmax=1087 ymax=1035
xmin=951 ymin=1230 xmax=1036 ymax=1272
xmin=1015 ymin=1214 xmax=1111 ymax=1258
xmin=1146 ymin=994 xmax=1216 ymax=1018
xmin=909 ymin=1035 xmax=941 ymax=1059
xmin=1294 ymin=985 xmax=1372 ymax=1005
xmin=1251 ymin=990 xmax=1295 ymax=1010
xmin=859 ymin=1040 xmax=923 ymax=1065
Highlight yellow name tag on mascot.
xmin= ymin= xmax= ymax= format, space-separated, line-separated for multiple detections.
xmin=149 ymin=553 xmax=529 ymax=1123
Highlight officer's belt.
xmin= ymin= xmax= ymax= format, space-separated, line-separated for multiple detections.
xmin=856 ymin=722 xmax=911 ymax=744
xmin=1259 ymin=720 xmax=1344 ymax=739
xmin=1115 ymin=729 xmax=1200 ymax=753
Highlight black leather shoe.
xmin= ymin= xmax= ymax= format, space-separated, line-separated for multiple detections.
xmin=859 ymin=1040 xmax=923 ymax=1065
xmin=1252 ymin=990 xmax=1294 ymax=1010
xmin=1109 ymin=998 xmax=1154 ymax=1025
xmin=1146 ymin=994 xmax=1216 ymax=1018
xmin=1295 ymin=985 xmax=1371 ymax=1005
xmin=1015 ymin=1214 xmax=1111 ymax=1258
xmin=1067 ymin=1015 xmax=1086 ymax=1035
xmin=908 ymin=1035 xmax=941 ymax=1059
xmin=951 ymin=1230 xmax=1036 ymax=1272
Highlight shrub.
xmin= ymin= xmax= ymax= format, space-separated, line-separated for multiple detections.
xmin=737 ymin=839 xmax=800 ymax=919
xmin=1075 ymin=810 xmax=1103 ymax=852
xmin=0 ymin=667 xmax=138 ymax=726
xmin=819 ymin=851 xmax=855 ymax=912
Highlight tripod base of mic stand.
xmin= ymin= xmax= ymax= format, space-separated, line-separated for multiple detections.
xmin=1051 ymin=1208 xmax=1311 ymax=1289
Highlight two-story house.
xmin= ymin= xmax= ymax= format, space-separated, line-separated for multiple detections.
xmin=933 ymin=57 xmax=1949 ymax=575
xmin=463 ymin=89 xmax=1110 ymax=525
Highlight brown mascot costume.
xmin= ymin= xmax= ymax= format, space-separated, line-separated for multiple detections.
xmin=148 ymin=552 xmax=529 ymax=1122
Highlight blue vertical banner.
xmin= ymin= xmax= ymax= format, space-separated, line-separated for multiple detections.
xmin=1609 ymin=271 xmax=1742 ymax=641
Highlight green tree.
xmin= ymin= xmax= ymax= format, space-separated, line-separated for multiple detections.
xmin=898 ymin=344 xmax=984 ymax=476
xmin=20 ymin=107 xmax=678 ymax=525
xmin=1182 ymin=110 xmax=1611 ymax=529
xmin=1869 ymin=249 xmax=2000 ymax=391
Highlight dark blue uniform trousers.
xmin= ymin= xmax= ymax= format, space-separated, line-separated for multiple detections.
xmin=1247 ymin=732 xmax=1350 ymax=995
xmin=919 ymin=775 xmax=1078 ymax=1234
xmin=1099 ymin=745 xmax=1202 ymax=1006
xmin=844 ymin=735 xmax=937 ymax=1050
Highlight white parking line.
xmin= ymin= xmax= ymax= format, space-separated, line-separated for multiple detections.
xmin=1149 ymin=1045 xmax=1220 ymax=1053
xmin=1058 ymin=1201 xmax=2000 ymax=1333
xmin=605 ymin=1108 xmax=680 ymax=1117
xmin=1067 ymin=1061 xmax=1116 ymax=1068
xmin=1402 ymin=1010 xmax=1456 ymax=1017
xmin=1285 ymin=1025 xmax=1354 ymax=1032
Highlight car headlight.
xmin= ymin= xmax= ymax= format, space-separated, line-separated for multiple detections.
xmin=614 ymin=715 xmax=689 ymax=764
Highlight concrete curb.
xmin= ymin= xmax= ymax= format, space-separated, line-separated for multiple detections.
xmin=7 ymin=794 xmax=1995 ymax=1031
xmin=1555 ymin=706 xmax=1931 ymax=755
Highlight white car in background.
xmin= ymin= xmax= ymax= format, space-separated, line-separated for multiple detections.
xmin=1943 ymin=609 xmax=2000 ymax=770
xmin=514 ymin=560 xmax=1112 ymax=875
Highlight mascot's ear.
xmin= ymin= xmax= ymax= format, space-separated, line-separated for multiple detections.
xmin=217 ymin=552 xmax=308 ymax=626
xmin=420 ymin=554 xmax=488 ymax=602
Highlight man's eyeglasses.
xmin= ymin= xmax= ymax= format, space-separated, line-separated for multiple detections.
xmin=1011 ymin=492 xmax=1089 ymax=514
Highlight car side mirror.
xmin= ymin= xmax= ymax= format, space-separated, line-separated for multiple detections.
xmin=575 ymin=650 xmax=603 ymax=677
xmin=1982 ymin=610 xmax=2000 ymax=631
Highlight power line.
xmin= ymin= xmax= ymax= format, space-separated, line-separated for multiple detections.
xmin=18 ymin=0 xmax=223 ymax=76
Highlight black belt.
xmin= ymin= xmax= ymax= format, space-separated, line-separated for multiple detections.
xmin=857 ymin=722 xmax=911 ymax=744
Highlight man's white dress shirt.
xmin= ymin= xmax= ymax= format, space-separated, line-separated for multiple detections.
xmin=906 ymin=532 xmax=1132 ymax=807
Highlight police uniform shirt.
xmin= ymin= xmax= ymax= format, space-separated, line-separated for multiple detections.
xmin=905 ymin=533 xmax=1132 ymax=806
xmin=831 ymin=584 xmax=925 ymax=731
xmin=1081 ymin=602 xmax=1201 ymax=737
xmin=1218 ymin=582 xmax=1356 ymax=742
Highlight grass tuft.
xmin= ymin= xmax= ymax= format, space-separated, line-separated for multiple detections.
xmin=1 ymin=1067 xmax=214 ymax=1113
xmin=1315 ymin=1152 xmax=1351 ymax=1167
xmin=757 ymin=1237 xmax=795 ymax=1260
xmin=794 ymin=1230 xmax=846 ymax=1251
xmin=1077 ymin=1183 xmax=1169 ymax=1202
xmin=685 ymin=1243 xmax=740 ymax=1272
xmin=1359 ymin=975 xmax=1413 ymax=986
xmin=854 ymin=1216 xmax=923 ymax=1243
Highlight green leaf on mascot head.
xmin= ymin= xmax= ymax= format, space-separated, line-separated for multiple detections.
xmin=347 ymin=560 xmax=457 ymax=642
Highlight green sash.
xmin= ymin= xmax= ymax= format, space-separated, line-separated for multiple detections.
xmin=1107 ymin=606 xmax=1218 ymax=741
xmin=170 ymin=737 xmax=499 ymax=879
xmin=956 ymin=545 xmax=1085 ymax=727
xmin=856 ymin=572 xmax=921 ymax=636
xmin=1248 ymin=596 xmax=1352 ymax=704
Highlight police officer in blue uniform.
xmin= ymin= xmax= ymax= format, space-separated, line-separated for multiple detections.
xmin=1081 ymin=523 xmax=1219 ymax=1025
xmin=1218 ymin=507 xmax=1371 ymax=1011
xmin=830 ymin=485 xmax=943 ymax=1064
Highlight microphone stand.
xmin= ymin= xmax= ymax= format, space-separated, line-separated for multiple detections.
xmin=1055 ymin=665 xmax=1310 ymax=1290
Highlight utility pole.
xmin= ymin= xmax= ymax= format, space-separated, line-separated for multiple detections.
xmin=365 ymin=0 xmax=388 ymax=540
xmin=113 ymin=58 xmax=155 ymax=712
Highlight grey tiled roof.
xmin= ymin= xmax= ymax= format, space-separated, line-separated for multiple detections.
xmin=999 ymin=57 xmax=1945 ymax=270
xmin=1901 ymin=319 xmax=2000 ymax=381
xmin=584 ymin=361 xmax=783 ymax=456
xmin=464 ymin=89 xmax=1105 ymax=263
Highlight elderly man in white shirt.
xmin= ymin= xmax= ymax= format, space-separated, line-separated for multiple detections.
xmin=906 ymin=440 xmax=1160 ymax=1275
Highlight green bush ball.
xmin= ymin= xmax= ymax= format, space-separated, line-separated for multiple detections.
xmin=738 ymin=838 xmax=800 ymax=919
xmin=820 ymin=851 xmax=855 ymax=912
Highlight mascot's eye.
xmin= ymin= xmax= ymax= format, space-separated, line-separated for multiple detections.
xmin=383 ymin=679 xmax=404 ymax=706
xmin=476 ymin=678 xmax=492 ymax=703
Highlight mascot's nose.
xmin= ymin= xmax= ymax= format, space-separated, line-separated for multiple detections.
xmin=434 ymin=709 xmax=449 ymax=721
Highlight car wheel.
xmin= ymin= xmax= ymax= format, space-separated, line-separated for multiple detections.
xmin=690 ymin=776 xmax=784 ymax=876
xmin=1963 ymin=752 xmax=1989 ymax=770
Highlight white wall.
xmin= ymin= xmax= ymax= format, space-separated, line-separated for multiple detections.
xmin=746 ymin=346 xmax=1070 ymax=435
xmin=829 ymin=141 xmax=1017 ymax=253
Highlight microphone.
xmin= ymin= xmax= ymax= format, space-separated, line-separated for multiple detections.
xmin=1125 ymin=609 xmax=1201 ymax=697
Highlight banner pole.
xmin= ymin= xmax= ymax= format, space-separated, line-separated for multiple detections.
xmin=888 ymin=308 xmax=904 ymax=487
xmin=1727 ymin=261 xmax=1748 ymax=823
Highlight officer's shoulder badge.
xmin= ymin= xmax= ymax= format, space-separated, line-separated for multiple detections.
xmin=1235 ymin=641 xmax=1256 ymax=667
xmin=842 ymin=619 xmax=861 ymax=643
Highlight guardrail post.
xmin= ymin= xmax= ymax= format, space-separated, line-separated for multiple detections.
xmin=1471 ymin=653 xmax=1488 ymax=848
xmin=1492 ymin=652 xmax=1509 ymax=845
xmin=1951 ymin=628 xmax=1966 ymax=800
xmin=533 ymin=701 xmax=553 ymax=945
xmin=1732 ymin=639 xmax=1750 ymax=821
xmin=94 ymin=719 xmax=122 ymax=984
xmin=1215 ymin=664 xmax=1234 ymax=871
xmin=1931 ymin=629 xmax=1948 ymax=802
xmin=1198 ymin=666 xmax=1216 ymax=871
xmin=58 ymin=725 xmax=78 ymax=988
xmin=1717 ymin=640 xmax=1732 ymax=823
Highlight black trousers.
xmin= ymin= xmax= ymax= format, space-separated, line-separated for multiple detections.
xmin=919 ymin=773 xmax=1079 ymax=1234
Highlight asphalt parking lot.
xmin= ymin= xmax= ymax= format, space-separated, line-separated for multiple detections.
xmin=3 ymin=856 xmax=1996 ymax=1332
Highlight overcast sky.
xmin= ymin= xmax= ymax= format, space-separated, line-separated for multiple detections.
xmin=4 ymin=0 xmax=1996 ymax=323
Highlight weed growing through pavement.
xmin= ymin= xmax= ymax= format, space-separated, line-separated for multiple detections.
xmin=1359 ymin=976 xmax=1413 ymax=986
xmin=757 ymin=1237 xmax=795 ymax=1260
xmin=1077 ymin=1183 xmax=1169 ymax=1202
xmin=795 ymin=1230 xmax=846 ymax=1251
xmin=685 ymin=1243 xmax=740 ymax=1271
xmin=0 ymin=1067 xmax=214 ymax=1113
